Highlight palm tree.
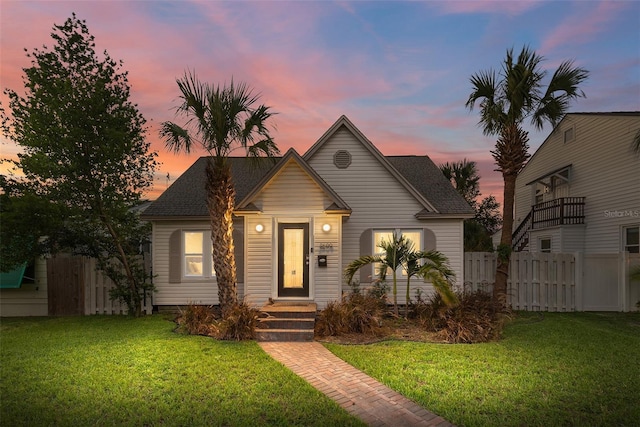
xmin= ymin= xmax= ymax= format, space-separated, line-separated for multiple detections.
xmin=161 ymin=71 xmax=279 ymax=316
xmin=466 ymin=46 xmax=588 ymax=307
xmin=345 ymin=232 xmax=457 ymax=316
xmin=439 ymin=159 xmax=480 ymax=206
xmin=403 ymin=247 xmax=457 ymax=318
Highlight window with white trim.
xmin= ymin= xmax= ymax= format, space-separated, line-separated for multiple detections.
xmin=373 ymin=229 xmax=422 ymax=276
xmin=183 ymin=231 xmax=215 ymax=278
xmin=539 ymin=238 xmax=552 ymax=253
xmin=624 ymin=226 xmax=639 ymax=254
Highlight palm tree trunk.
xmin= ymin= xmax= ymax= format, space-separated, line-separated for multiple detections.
xmin=206 ymin=158 xmax=238 ymax=316
xmin=495 ymin=171 xmax=517 ymax=307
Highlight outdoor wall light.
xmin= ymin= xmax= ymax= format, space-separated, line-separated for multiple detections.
xmin=322 ymin=223 xmax=331 ymax=233
xmin=255 ymin=224 xmax=264 ymax=233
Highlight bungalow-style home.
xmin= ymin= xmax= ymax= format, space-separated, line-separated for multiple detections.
xmin=142 ymin=116 xmax=474 ymax=310
xmin=512 ymin=112 xmax=640 ymax=311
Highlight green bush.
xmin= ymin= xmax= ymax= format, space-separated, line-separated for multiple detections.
xmin=414 ymin=289 xmax=510 ymax=343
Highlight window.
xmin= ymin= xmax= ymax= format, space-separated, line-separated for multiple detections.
xmin=624 ymin=227 xmax=639 ymax=254
xmin=183 ymin=231 xmax=215 ymax=278
xmin=564 ymin=127 xmax=574 ymax=143
xmin=373 ymin=229 xmax=422 ymax=276
xmin=539 ymin=238 xmax=552 ymax=253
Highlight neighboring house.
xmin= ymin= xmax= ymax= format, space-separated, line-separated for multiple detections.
xmin=512 ymin=112 xmax=640 ymax=310
xmin=142 ymin=116 xmax=474 ymax=309
xmin=0 ymin=258 xmax=48 ymax=316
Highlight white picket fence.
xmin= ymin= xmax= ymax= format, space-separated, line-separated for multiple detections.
xmin=464 ymin=252 xmax=640 ymax=312
xmin=83 ymin=257 xmax=153 ymax=315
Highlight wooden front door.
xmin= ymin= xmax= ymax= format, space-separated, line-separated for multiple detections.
xmin=278 ymin=223 xmax=310 ymax=297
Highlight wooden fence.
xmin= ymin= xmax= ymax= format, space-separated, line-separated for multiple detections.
xmin=47 ymin=256 xmax=153 ymax=316
xmin=464 ymin=252 xmax=577 ymax=311
xmin=464 ymin=252 xmax=640 ymax=312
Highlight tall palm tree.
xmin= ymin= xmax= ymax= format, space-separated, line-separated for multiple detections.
xmin=161 ymin=71 xmax=279 ymax=316
xmin=466 ymin=46 xmax=588 ymax=306
xmin=345 ymin=232 xmax=456 ymax=316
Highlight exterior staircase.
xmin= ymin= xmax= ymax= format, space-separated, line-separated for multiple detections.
xmin=256 ymin=302 xmax=317 ymax=342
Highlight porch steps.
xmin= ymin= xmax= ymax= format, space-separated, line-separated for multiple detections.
xmin=256 ymin=303 xmax=317 ymax=342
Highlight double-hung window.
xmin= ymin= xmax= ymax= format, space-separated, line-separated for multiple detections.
xmin=624 ymin=226 xmax=639 ymax=254
xmin=183 ymin=231 xmax=215 ymax=278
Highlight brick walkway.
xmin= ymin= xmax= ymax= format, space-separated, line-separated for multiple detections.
xmin=259 ymin=341 xmax=455 ymax=427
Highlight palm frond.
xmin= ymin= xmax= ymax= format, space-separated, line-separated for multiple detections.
xmin=160 ymin=122 xmax=192 ymax=154
xmin=533 ymin=60 xmax=588 ymax=130
xmin=344 ymin=255 xmax=384 ymax=284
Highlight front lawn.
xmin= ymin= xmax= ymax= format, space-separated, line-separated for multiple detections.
xmin=325 ymin=312 xmax=640 ymax=427
xmin=0 ymin=315 xmax=363 ymax=426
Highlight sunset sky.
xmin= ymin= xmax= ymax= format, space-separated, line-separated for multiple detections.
xmin=1 ymin=1 xmax=639 ymax=202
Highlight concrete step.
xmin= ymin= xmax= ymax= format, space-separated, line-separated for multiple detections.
xmin=256 ymin=303 xmax=317 ymax=342
xmin=259 ymin=317 xmax=315 ymax=330
xmin=255 ymin=328 xmax=315 ymax=342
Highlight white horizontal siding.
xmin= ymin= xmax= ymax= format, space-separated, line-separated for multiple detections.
xmin=257 ymin=159 xmax=330 ymax=214
xmin=307 ymin=127 xmax=466 ymax=303
xmin=516 ymin=114 xmax=640 ymax=254
xmin=151 ymin=220 xmax=219 ymax=306
xmin=311 ymin=216 xmax=342 ymax=307
xmin=244 ymin=216 xmax=274 ymax=306
xmin=0 ymin=257 xmax=48 ymax=316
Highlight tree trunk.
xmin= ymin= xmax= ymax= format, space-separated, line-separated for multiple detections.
xmin=206 ymin=158 xmax=238 ymax=317
xmin=494 ymin=171 xmax=517 ymax=308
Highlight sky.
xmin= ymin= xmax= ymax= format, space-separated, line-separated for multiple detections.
xmin=1 ymin=0 xmax=639 ymax=202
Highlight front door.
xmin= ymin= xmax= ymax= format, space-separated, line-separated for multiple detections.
xmin=278 ymin=223 xmax=309 ymax=298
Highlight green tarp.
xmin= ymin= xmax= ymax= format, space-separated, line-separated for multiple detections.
xmin=0 ymin=263 xmax=27 ymax=289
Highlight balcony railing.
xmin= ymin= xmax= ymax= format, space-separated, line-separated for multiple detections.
xmin=531 ymin=197 xmax=585 ymax=229
xmin=512 ymin=197 xmax=585 ymax=251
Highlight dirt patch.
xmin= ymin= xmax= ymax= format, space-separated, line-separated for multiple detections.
xmin=316 ymin=318 xmax=443 ymax=345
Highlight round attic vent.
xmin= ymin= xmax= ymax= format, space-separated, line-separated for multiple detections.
xmin=333 ymin=150 xmax=352 ymax=169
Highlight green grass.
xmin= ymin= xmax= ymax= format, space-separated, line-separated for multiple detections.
xmin=325 ymin=312 xmax=640 ymax=427
xmin=1 ymin=315 xmax=364 ymax=427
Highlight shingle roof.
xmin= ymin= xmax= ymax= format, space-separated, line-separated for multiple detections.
xmin=387 ymin=156 xmax=475 ymax=215
xmin=142 ymin=156 xmax=277 ymax=218
xmin=143 ymin=153 xmax=474 ymax=219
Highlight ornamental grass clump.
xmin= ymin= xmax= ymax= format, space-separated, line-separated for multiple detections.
xmin=315 ymin=289 xmax=387 ymax=337
xmin=176 ymin=304 xmax=219 ymax=336
xmin=176 ymin=299 xmax=262 ymax=341
xmin=217 ymin=299 xmax=262 ymax=341
xmin=415 ymin=289 xmax=510 ymax=343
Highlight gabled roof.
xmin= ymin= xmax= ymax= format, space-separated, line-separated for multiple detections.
xmin=236 ymin=148 xmax=351 ymax=214
xmin=143 ymin=116 xmax=475 ymax=219
xmin=304 ymin=115 xmax=440 ymax=214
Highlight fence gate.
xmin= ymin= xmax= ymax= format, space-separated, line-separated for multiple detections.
xmin=47 ymin=256 xmax=85 ymax=316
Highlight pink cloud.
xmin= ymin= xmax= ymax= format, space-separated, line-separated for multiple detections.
xmin=431 ymin=0 xmax=541 ymax=16
xmin=540 ymin=1 xmax=629 ymax=55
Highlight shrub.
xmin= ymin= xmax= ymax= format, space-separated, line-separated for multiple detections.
xmin=176 ymin=304 xmax=219 ymax=336
xmin=415 ymin=290 xmax=510 ymax=344
xmin=176 ymin=299 xmax=261 ymax=341
xmin=315 ymin=291 xmax=387 ymax=337
xmin=217 ymin=299 xmax=262 ymax=341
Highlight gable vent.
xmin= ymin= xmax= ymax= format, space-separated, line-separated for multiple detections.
xmin=333 ymin=150 xmax=352 ymax=169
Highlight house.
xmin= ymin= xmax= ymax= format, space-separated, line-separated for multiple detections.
xmin=0 ymin=258 xmax=48 ymax=316
xmin=142 ymin=116 xmax=474 ymax=309
xmin=512 ymin=112 xmax=640 ymax=310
